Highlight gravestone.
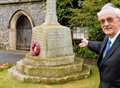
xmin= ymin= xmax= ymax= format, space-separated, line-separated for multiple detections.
xmin=9 ymin=0 xmax=90 ymax=84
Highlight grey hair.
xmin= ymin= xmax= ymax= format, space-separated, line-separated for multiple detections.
xmin=97 ymin=3 xmax=120 ymax=18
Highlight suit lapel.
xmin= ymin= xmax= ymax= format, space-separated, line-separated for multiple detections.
xmin=100 ymin=34 xmax=120 ymax=67
xmin=105 ymin=43 xmax=119 ymax=59
xmin=97 ymin=36 xmax=108 ymax=67
xmin=100 ymin=36 xmax=108 ymax=54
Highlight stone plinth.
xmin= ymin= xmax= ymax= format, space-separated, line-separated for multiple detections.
xmin=32 ymin=24 xmax=74 ymax=59
xmin=9 ymin=56 xmax=90 ymax=84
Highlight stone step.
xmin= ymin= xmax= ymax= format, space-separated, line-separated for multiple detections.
xmin=15 ymin=59 xmax=84 ymax=77
xmin=9 ymin=64 xmax=90 ymax=84
xmin=23 ymin=53 xmax=75 ymax=66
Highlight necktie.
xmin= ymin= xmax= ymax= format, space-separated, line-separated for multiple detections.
xmin=103 ymin=40 xmax=111 ymax=58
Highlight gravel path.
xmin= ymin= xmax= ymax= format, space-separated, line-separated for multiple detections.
xmin=0 ymin=50 xmax=28 ymax=64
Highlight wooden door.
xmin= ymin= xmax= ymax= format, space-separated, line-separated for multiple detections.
xmin=16 ymin=15 xmax=32 ymax=51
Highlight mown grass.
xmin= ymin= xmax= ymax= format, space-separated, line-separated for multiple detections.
xmin=0 ymin=65 xmax=99 ymax=88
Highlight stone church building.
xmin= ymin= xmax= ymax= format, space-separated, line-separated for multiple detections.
xmin=0 ymin=0 xmax=46 ymax=51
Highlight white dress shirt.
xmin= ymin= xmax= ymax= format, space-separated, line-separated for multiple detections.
xmin=108 ymin=30 xmax=120 ymax=47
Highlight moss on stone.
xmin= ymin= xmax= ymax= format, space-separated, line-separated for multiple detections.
xmin=9 ymin=64 xmax=90 ymax=84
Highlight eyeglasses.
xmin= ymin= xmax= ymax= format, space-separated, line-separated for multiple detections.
xmin=99 ymin=16 xmax=120 ymax=25
xmin=99 ymin=17 xmax=114 ymax=24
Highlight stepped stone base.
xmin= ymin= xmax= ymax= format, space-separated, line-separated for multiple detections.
xmin=9 ymin=55 xmax=91 ymax=84
xmin=9 ymin=64 xmax=90 ymax=84
xmin=23 ymin=53 xmax=75 ymax=66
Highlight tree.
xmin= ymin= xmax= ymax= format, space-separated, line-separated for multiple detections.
xmin=56 ymin=0 xmax=77 ymax=26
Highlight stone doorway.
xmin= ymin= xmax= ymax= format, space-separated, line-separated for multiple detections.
xmin=16 ymin=15 xmax=32 ymax=51
xmin=9 ymin=10 xmax=34 ymax=51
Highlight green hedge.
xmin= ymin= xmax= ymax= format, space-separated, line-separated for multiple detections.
xmin=73 ymin=45 xmax=97 ymax=59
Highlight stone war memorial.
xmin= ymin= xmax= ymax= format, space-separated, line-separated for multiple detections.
xmin=9 ymin=0 xmax=90 ymax=84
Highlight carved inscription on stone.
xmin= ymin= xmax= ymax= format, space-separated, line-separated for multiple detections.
xmin=47 ymin=28 xmax=73 ymax=56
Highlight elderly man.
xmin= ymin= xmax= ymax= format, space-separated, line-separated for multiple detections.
xmin=79 ymin=3 xmax=120 ymax=88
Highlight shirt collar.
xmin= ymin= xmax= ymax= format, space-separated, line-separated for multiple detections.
xmin=108 ymin=31 xmax=120 ymax=45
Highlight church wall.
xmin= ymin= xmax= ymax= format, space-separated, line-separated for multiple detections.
xmin=0 ymin=1 xmax=46 ymax=49
xmin=0 ymin=0 xmax=42 ymax=4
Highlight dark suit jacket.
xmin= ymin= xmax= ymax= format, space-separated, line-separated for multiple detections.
xmin=88 ymin=34 xmax=120 ymax=88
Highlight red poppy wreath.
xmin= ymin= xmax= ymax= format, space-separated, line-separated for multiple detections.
xmin=31 ymin=41 xmax=40 ymax=56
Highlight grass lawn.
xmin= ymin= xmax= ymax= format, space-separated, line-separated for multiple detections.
xmin=0 ymin=65 xmax=99 ymax=88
